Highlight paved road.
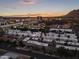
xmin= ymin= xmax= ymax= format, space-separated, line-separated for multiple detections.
xmin=0 ymin=47 xmax=60 ymax=59
xmin=0 ymin=22 xmax=23 ymax=28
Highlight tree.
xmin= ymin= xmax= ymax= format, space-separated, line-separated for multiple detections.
xmin=18 ymin=41 xmax=25 ymax=47
xmin=64 ymin=40 xmax=68 ymax=46
xmin=0 ymin=28 xmax=5 ymax=36
xmin=48 ymin=40 xmax=56 ymax=48
xmin=57 ymin=47 xmax=69 ymax=57
xmin=30 ymin=57 xmax=36 ymax=59
xmin=42 ymin=46 xmax=46 ymax=53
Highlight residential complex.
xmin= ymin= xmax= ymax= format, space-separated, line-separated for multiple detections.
xmin=0 ymin=10 xmax=79 ymax=59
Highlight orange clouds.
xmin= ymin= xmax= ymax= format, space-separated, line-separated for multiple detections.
xmin=2 ymin=12 xmax=66 ymax=17
xmin=27 ymin=12 xmax=66 ymax=17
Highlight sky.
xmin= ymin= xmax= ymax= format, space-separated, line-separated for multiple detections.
xmin=0 ymin=0 xmax=79 ymax=17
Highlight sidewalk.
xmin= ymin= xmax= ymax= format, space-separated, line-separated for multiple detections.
xmin=16 ymin=47 xmax=60 ymax=58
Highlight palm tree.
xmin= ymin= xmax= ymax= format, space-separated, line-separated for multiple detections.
xmin=42 ymin=46 xmax=46 ymax=53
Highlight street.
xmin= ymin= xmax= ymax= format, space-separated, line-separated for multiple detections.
xmin=0 ymin=46 xmax=60 ymax=59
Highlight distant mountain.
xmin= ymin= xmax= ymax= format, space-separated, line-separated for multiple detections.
xmin=65 ymin=9 xmax=79 ymax=18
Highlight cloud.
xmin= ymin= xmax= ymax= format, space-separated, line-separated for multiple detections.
xmin=0 ymin=0 xmax=38 ymax=9
xmin=21 ymin=0 xmax=37 ymax=5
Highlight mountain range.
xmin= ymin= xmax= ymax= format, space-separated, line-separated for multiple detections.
xmin=65 ymin=9 xmax=79 ymax=18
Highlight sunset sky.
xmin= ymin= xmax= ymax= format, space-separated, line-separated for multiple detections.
xmin=0 ymin=0 xmax=79 ymax=17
